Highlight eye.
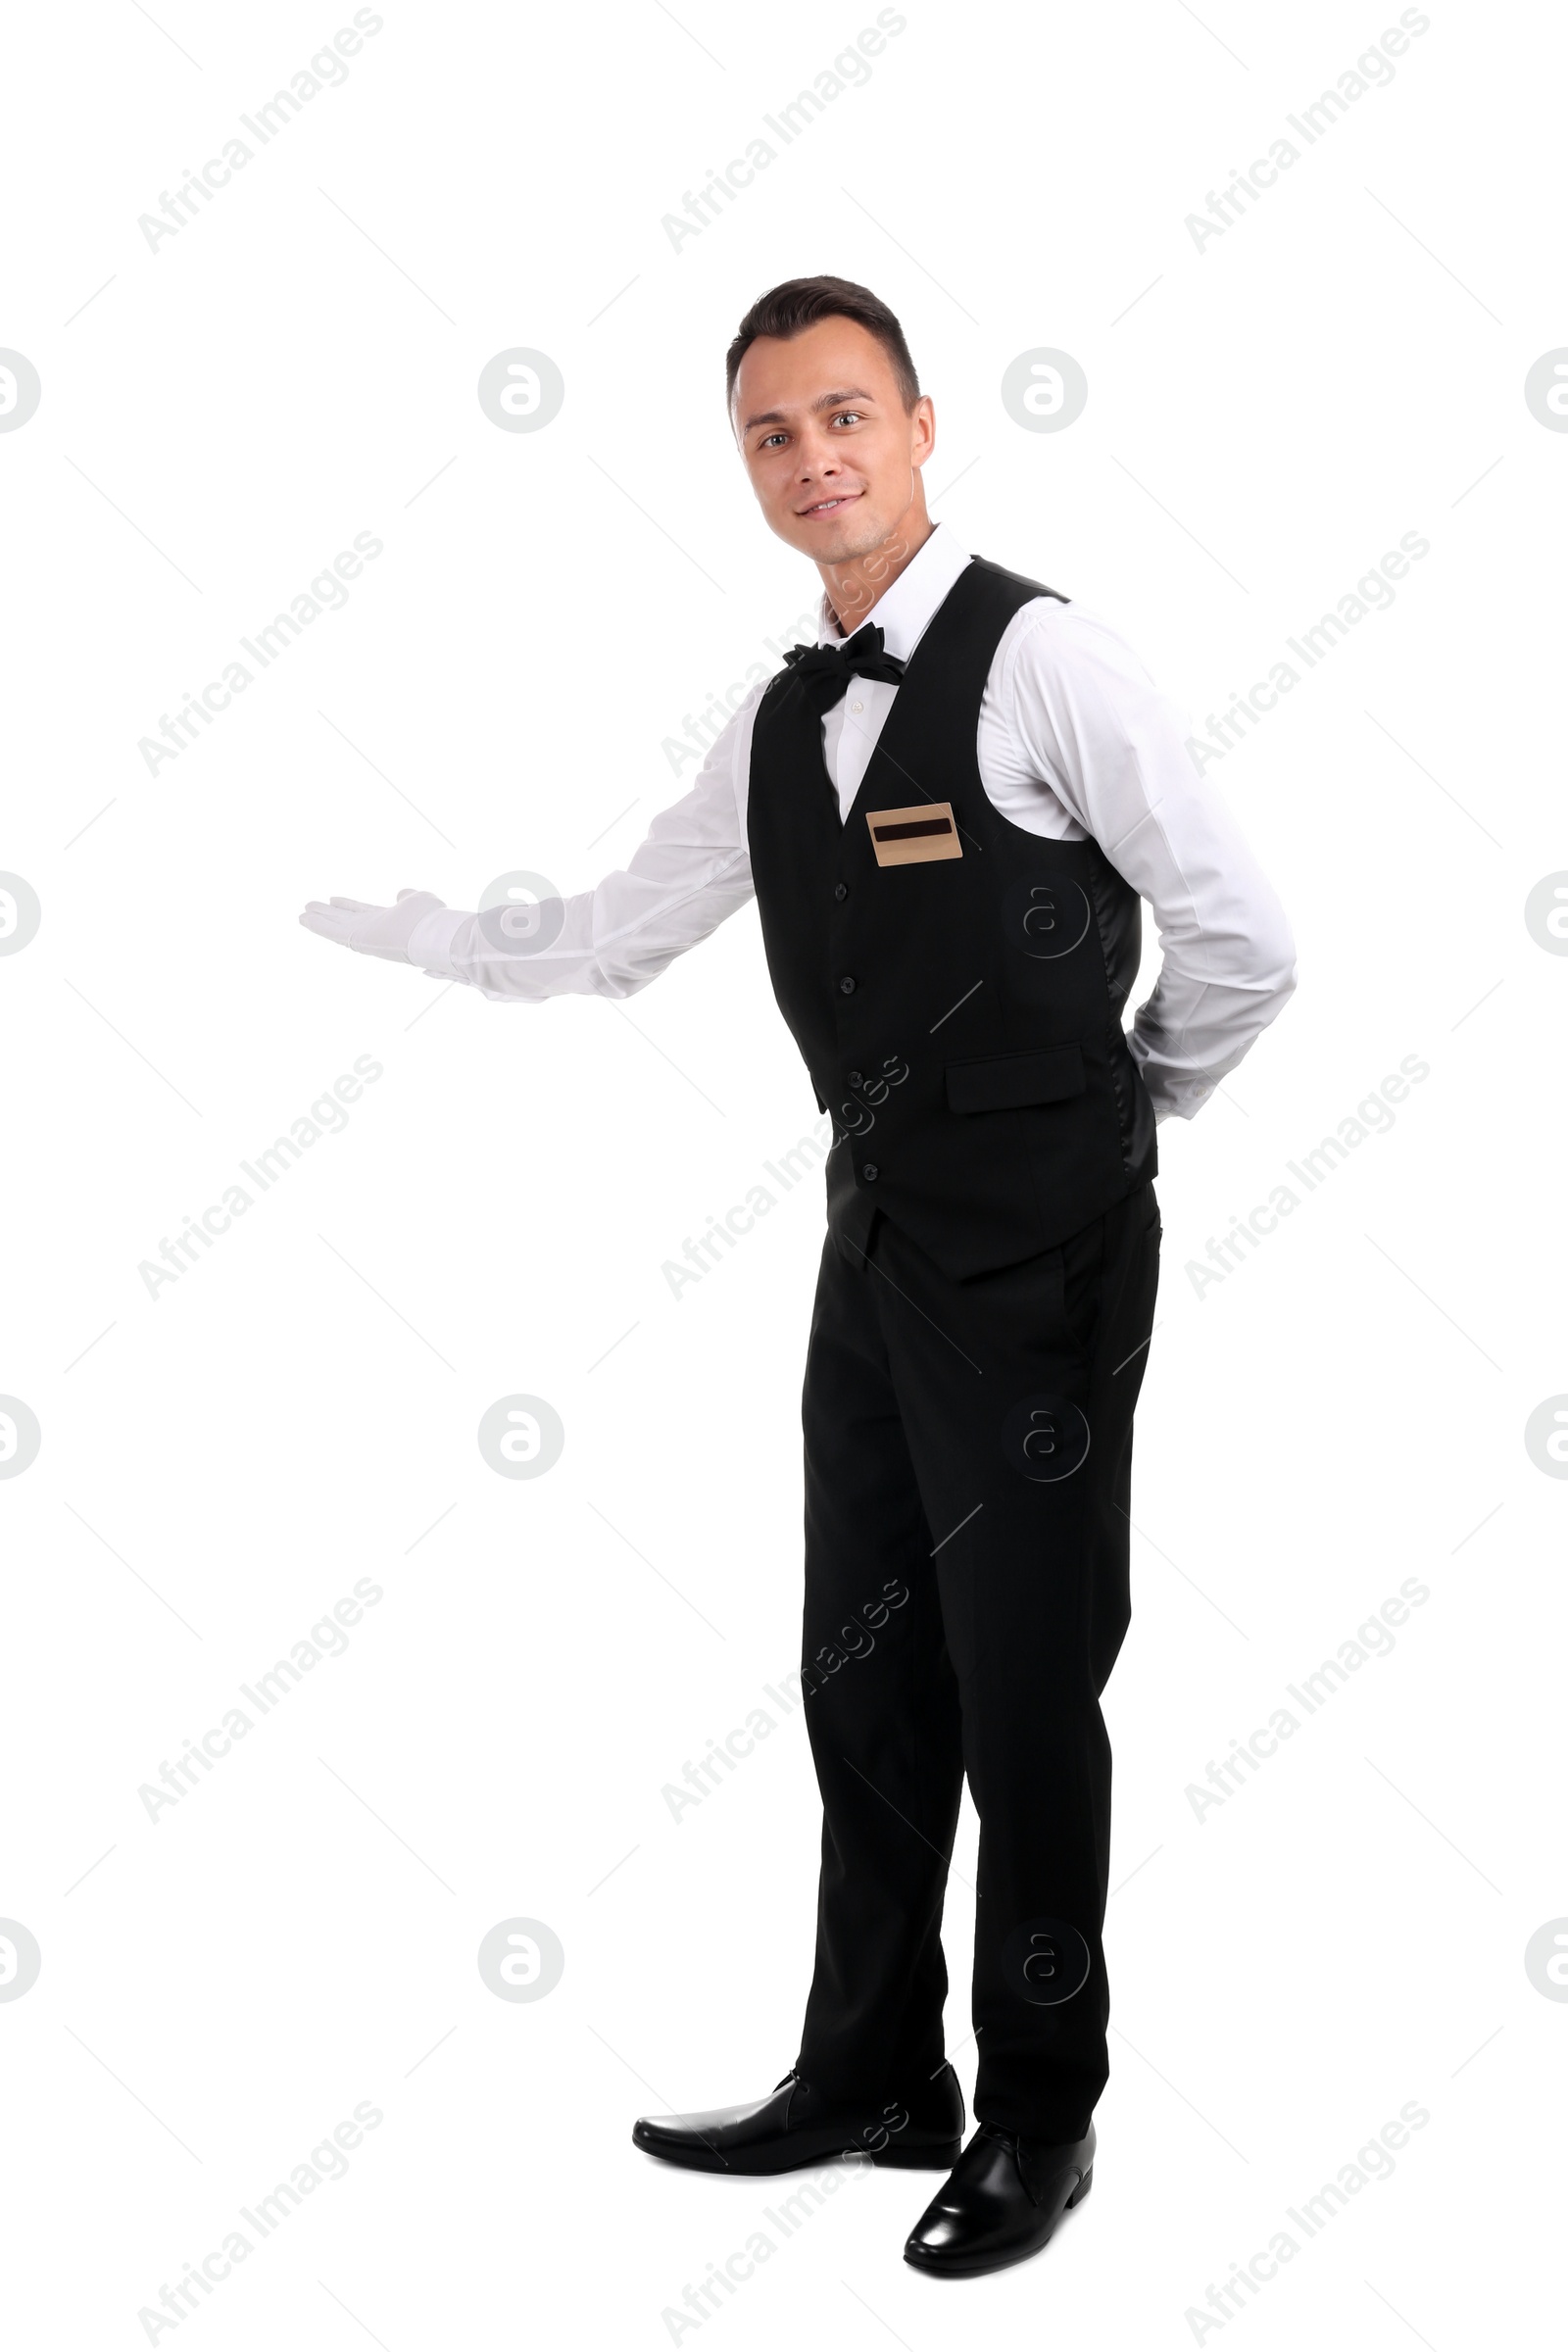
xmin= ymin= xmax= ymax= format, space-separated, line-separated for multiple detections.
xmin=758 ymin=430 xmax=787 ymax=450
xmin=830 ymin=410 xmax=863 ymax=427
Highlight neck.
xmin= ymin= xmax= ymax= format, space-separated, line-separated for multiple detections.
xmin=818 ymin=503 xmax=935 ymax=637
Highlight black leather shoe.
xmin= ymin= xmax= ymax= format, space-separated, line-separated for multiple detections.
xmin=904 ymin=2120 xmax=1095 ymax=2277
xmin=633 ymin=2062 xmax=964 ymax=2177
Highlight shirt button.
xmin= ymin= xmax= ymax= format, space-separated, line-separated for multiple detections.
xmin=833 ymin=882 xmax=848 ymax=902
xmin=851 ymin=699 xmax=863 ymax=713
xmin=839 ymin=976 xmax=856 ymax=995
xmin=863 ymin=1163 xmax=879 ymax=1182
xmin=847 ymin=1069 xmax=863 ymax=1087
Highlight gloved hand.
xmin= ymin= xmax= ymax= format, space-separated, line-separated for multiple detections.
xmin=300 ymin=889 xmax=447 ymax=961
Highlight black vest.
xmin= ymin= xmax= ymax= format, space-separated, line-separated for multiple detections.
xmin=746 ymin=554 xmax=1156 ymax=1280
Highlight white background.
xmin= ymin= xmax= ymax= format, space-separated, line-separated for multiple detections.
xmin=3 ymin=0 xmax=1565 ymax=2344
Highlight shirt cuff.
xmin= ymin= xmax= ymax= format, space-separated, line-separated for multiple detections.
xmin=1140 ymin=1069 xmax=1217 ymax=1124
xmin=405 ymin=907 xmax=470 ymax=975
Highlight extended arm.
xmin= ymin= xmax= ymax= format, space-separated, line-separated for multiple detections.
xmin=301 ymin=692 xmax=760 ymax=1001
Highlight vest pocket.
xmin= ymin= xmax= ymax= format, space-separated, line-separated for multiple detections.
xmin=944 ymin=1043 xmax=1086 ymax=1114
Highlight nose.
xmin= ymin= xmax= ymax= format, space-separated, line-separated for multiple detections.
xmin=794 ymin=425 xmax=845 ymax=484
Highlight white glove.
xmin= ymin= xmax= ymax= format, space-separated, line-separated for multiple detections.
xmin=300 ymin=889 xmax=447 ymax=962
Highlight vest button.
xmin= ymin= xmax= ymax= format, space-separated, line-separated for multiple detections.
xmin=833 ymin=882 xmax=848 ymax=902
xmin=862 ymin=1163 xmax=879 ymax=1182
xmin=839 ymin=976 xmax=856 ymax=995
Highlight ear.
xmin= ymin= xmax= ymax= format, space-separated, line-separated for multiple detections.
xmin=910 ymin=394 xmax=936 ymax=466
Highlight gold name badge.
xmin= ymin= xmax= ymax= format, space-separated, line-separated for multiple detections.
xmin=866 ymin=803 xmax=962 ymax=867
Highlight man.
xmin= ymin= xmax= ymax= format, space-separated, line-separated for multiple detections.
xmin=303 ymin=276 xmax=1296 ymax=2278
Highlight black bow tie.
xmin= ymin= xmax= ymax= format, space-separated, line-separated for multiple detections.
xmin=780 ymin=622 xmax=906 ymax=717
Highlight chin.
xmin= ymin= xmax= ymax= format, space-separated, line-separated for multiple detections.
xmin=802 ymin=508 xmax=888 ymax=564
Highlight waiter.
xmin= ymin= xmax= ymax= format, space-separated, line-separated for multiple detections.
xmin=304 ymin=276 xmax=1296 ymax=2278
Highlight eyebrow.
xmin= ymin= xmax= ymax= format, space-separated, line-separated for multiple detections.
xmin=740 ymin=385 xmax=878 ymax=434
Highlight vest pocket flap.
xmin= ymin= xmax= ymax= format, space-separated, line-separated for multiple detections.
xmin=945 ymin=1044 xmax=1086 ymax=1114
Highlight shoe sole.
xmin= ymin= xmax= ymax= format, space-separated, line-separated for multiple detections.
xmin=903 ymin=2166 xmax=1093 ymax=2278
xmin=633 ymin=2127 xmax=963 ymax=2178
xmin=871 ymin=2140 xmax=964 ymax=2171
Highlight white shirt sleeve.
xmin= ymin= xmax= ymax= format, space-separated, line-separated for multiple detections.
xmin=993 ymin=602 xmax=1298 ymax=1121
xmin=406 ymin=691 xmax=760 ymax=1002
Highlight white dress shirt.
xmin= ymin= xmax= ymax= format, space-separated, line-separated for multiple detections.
xmin=407 ymin=525 xmax=1297 ymax=1121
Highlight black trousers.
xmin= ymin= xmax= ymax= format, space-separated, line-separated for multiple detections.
xmin=793 ymin=1179 xmax=1161 ymax=2142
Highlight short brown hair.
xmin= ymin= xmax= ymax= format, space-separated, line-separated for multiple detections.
xmin=725 ymin=275 xmax=920 ymax=418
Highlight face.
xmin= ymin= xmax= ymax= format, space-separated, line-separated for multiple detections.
xmin=732 ymin=316 xmax=935 ymax=567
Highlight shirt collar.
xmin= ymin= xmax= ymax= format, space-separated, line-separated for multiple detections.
xmin=815 ymin=521 xmax=971 ymax=662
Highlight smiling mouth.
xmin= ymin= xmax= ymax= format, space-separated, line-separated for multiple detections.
xmin=797 ymin=492 xmax=861 ymax=517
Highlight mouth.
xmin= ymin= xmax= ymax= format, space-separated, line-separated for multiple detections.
xmin=796 ymin=491 xmax=862 ymax=520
